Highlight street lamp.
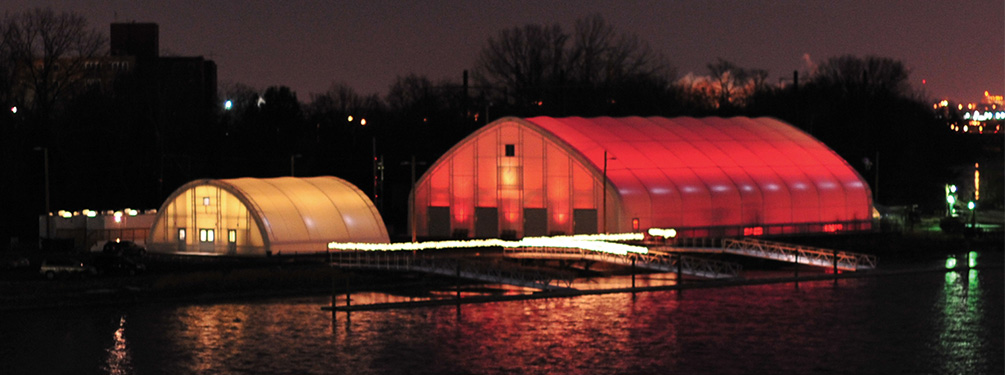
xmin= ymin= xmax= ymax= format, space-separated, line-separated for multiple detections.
xmin=601 ymin=150 xmax=617 ymax=233
xmin=33 ymin=147 xmax=50 ymax=242
xmin=968 ymin=200 xmax=976 ymax=229
xmin=401 ymin=156 xmax=427 ymax=242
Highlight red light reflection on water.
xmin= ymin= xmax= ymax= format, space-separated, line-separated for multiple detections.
xmin=2 ymin=269 xmax=999 ymax=374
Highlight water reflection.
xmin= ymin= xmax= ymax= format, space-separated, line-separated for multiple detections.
xmin=938 ymin=268 xmax=991 ymax=374
xmin=102 ymin=315 xmax=132 ymax=374
xmin=1 ymin=270 xmax=1001 ymax=374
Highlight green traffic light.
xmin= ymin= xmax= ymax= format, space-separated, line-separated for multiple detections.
xmin=967 ymin=201 xmax=975 ymax=210
xmin=969 ymin=251 xmax=978 ymax=268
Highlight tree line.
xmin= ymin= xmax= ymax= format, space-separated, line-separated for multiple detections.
xmin=0 ymin=9 xmax=988 ymax=242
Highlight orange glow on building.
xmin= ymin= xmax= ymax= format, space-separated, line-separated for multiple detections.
xmin=505 ymin=211 xmax=519 ymax=223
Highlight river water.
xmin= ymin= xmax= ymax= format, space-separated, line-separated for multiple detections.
xmin=2 ymin=267 xmax=1002 ymax=375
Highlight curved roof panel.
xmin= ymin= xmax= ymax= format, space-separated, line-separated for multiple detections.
xmin=219 ymin=177 xmax=389 ymax=248
xmin=523 ymin=116 xmax=872 ymax=227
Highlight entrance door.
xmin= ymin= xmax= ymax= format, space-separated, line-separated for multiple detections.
xmin=427 ymin=206 xmax=450 ymax=238
xmin=573 ymin=209 xmax=598 ymax=234
xmin=475 ymin=207 xmax=499 ymax=238
xmin=523 ymin=208 xmax=547 ymax=237
xmin=177 ymin=228 xmax=187 ymax=252
xmin=198 ymin=228 xmax=215 ymax=252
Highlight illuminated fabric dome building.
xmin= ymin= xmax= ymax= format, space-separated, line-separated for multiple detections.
xmin=148 ymin=176 xmax=388 ymax=256
xmin=411 ymin=116 xmax=873 ymax=239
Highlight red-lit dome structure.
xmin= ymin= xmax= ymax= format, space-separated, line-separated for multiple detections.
xmin=411 ymin=117 xmax=873 ymax=239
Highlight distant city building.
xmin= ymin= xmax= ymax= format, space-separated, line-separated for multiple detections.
xmin=108 ymin=22 xmax=218 ymax=137
xmin=110 ymin=23 xmax=159 ymax=60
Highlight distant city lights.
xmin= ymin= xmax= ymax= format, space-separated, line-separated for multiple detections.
xmin=935 ymin=92 xmax=1004 ymax=134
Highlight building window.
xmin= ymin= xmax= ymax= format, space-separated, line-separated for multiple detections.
xmin=505 ymin=144 xmax=515 ymax=157
xmin=228 ymin=229 xmax=237 ymax=243
xmin=199 ymin=229 xmax=215 ymax=243
xmin=202 ymin=197 xmax=211 ymax=206
xmin=178 ymin=228 xmax=186 ymax=241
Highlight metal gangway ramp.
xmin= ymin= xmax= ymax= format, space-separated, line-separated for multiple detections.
xmin=721 ymin=238 xmax=878 ymax=271
xmin=503 ymin=246 xmax=741 ymax=279
xmin=331 ymin=251 xmax=573 ymax=291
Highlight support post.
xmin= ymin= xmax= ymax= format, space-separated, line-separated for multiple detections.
xmin=456 ymin=261 xmax=461 ymax=302
xmin=631 ymin=256 xmax=636 ymax=289
xmin=833 ymin=249 xmax=839 ymax=275
xmin=794 ymin=250 xmax=799 ymax=279
xmin=676 ymin=254 xmax=683 ymax=285
xmin=329 ymin=250 xmax=336 ymax=319
xmin=602 ymin=150 xmax=607 ymax=233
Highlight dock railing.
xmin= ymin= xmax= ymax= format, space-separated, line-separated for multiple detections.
xmin=503 ymin=246 xmax=741 ymax=279
xmin=331 ymin=250 xmax=574 ymax=290
xmin=721 ymin=238 xmax=878 ymax=271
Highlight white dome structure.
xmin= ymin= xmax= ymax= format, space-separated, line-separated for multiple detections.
xmin=148 ymin=176 xmax=388 ymax=256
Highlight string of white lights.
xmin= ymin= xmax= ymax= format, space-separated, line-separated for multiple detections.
xmin=326 ymin=232 xmax=658 ymax=256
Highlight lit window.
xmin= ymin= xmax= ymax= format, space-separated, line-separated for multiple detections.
xmin=178 ymin=228 xmax=186 ymax=241
xmin=228 ymin=229 xmax=237 ymax=243
xmin=203 ymin=197 xmax=211 ymax=206
xmin=199 ymin=229 xmax=215 ymax=242
xmin=505 ymin=144 xmax=515 ymax=157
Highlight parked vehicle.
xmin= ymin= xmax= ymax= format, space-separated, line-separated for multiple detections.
xmin=102 ymin=240 xmax=147 ymax=257
xmin=92 ymin=254 xmax=146 ymax=276
xmin=39 ymin=259 xmax=95 ymax=279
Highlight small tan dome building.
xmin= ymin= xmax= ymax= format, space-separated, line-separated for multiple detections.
xmin=147 ymin=176 xmax=388 ymax=256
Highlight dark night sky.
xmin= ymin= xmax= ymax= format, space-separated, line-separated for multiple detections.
xmin=6 ymin=0 xmax=1004 ymax=103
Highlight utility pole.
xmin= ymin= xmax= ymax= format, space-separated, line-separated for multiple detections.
xmin=411 ymin=155 xmax=417 ymax=242
xmin=34 ymin=147 xmax=50 ymax=242
xmin=401 ymin=156 xmax=427 ymax=242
